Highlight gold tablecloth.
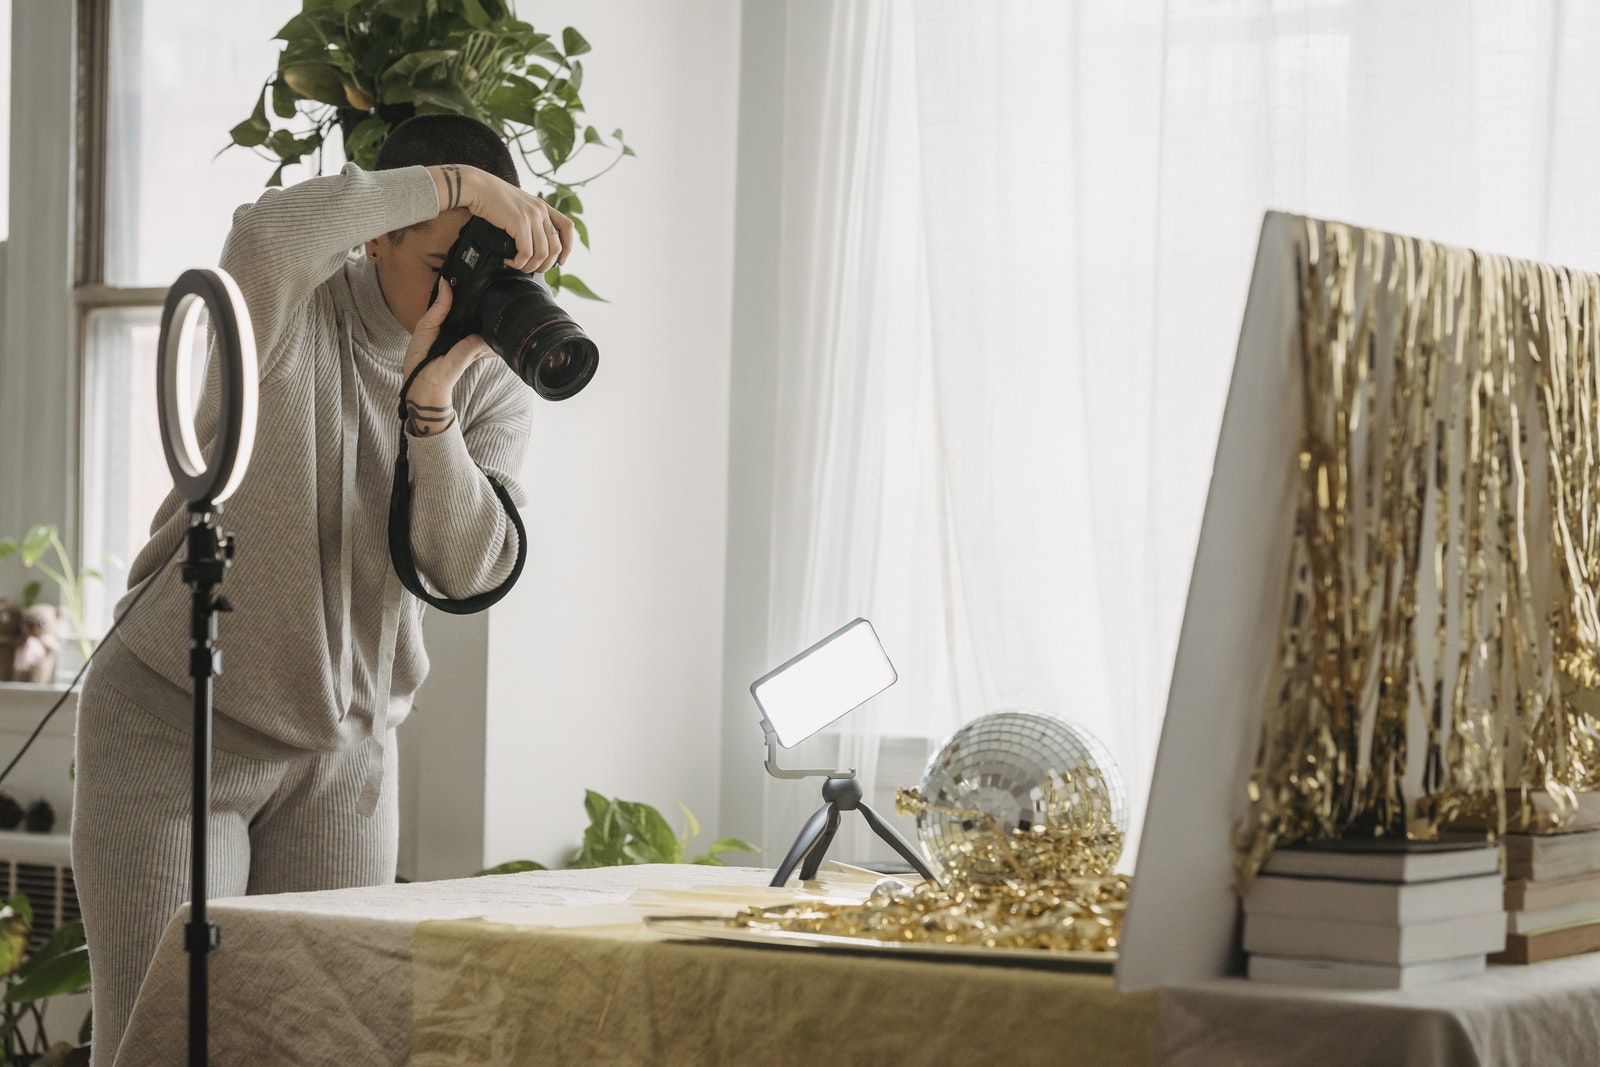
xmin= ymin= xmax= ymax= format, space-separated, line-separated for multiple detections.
xmin=116 ymin=864 xmax=1154 ymax=1066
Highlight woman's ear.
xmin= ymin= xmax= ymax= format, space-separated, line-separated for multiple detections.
xmin=365 ymin=236 xmax=383 ymax=261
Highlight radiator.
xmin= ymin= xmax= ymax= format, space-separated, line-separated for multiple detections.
xmin=0 ymin=832 xmax=78 ymax=950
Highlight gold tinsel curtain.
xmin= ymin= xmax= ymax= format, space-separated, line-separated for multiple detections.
xmin=1236 ymin=218 xmax=1600 ymax=884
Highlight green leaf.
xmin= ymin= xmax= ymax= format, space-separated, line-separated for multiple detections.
xmin=0 ymin=539 xmax=17 ymax=561
xmin=551 ymin=272 xmax=605 ymax=302
xmin=582 ymin=789 xmax=612 ymax=825
xmin=5 ymin=895 xmax=31 ymax=931
xmin=529 ymin=37 xmax=564 ymax=65
xmin=562 ymin=27 xmax=592 ymax=57
xmin=706 ymin=837 xmax=760 ymax=856
xmin=571 ymin=791 xmax=627 ymax=868
xmin=543 ymin=264 xmax=562 ymax=290
xmin=0 ymin=909 xmax=28 ymax=978
xmin=230 ymin=118 xmax=270 ymax=149
xmin=78 ymin=1007 xmax=92 ymax=1046
xmin=678 ymin=802 xmax=701 ymax=846
xmin=484 ymin=84 xmax=540 ymax=128
xmin=458 ymin=0 xmax=491 ymax=29
xmin=281 ymin=61 xmax=349 ymax=108
xmin=570 ymin=215 xmax=590 ymax=250
xmin=4 ymin=946 xmax=90 ymax=1003
xmin=690 ymin=854 xmax=726 ymax=866
xmin=373 ymin=0 xmax=426 ymax=18
xmin=409 ymin=84 xmax=479 ymax=116
xmin=20 ymin=581 xmax=40 ymax=610
xmin=15 ymin=922 xmax=83 ymax=983
xmin=20 ymin=526 xmax=54 ymax=566
xmin=473 ymin=859 xmax=547 ymax=876
xmin=582 ymin=125 xmax=602 ymax=146
xmin=379 ymin=49 xmax=456 ymax=87
xmin=266 ymin=163 xmax=289 ymax=188
xmin=569 ymin=61 xmax=584 ymax=93
xmin=343 ymin=116 xmax=390 ymax=161
xmin=617 ymin=800 xmax=680 ymax=865
xmin=535 ymin=105 xmax=576 ymax=169
xmin=270 ymin=75 xmax=298 ymax=119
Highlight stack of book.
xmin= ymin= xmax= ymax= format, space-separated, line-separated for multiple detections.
xmin=1495 ymin=791 xmax=1600 ymax=964
xmin=1242 ymin=839 xmax=1504 ymax=989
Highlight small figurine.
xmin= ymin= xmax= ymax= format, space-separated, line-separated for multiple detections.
xmin=12 ymin=604 xmax=59 ymax=684
xmin=0 ymin=600 xmax=18 ymax=683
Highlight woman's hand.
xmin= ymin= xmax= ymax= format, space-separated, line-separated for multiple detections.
xmin=427 ymin=164 xmax=576 ymax=273
xmin=399 ymin=281 xmax=494 ymax=438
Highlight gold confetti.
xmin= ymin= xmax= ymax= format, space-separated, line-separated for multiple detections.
xmin=732 ymin=764 xmax=1127 ymax=954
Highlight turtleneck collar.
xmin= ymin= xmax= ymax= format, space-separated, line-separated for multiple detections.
xmin=349 ymin=251 xmax=413 ymax=356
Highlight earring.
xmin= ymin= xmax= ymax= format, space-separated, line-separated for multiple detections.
xmin=369 ymin=251 xmax=377 ymax=259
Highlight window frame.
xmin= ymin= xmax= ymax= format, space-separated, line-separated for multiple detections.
xmin=0 ymin=1 xmax=81 ymax=591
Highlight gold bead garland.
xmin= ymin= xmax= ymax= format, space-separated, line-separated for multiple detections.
xmin=732 ymin=763 xmax=1128 ymax=954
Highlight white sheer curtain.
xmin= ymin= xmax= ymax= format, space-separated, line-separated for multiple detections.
xmin=760 ymin=0 xmax=1600 ymax=867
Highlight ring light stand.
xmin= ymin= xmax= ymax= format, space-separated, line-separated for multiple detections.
xmin=155 ymin=268 xmax=257 ymax=1067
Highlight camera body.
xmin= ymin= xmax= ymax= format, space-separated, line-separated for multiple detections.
xmin=434 ymin=215 xmax=598 ymax=400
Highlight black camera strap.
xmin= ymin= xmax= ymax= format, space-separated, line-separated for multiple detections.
xmin=387 ymin=342 xmax=527 ymax=614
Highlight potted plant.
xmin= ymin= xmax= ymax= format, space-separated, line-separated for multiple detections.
xmin=0 ymin=894 xmax=92 ymax=1065
xmin=474 ymin=791 xmax=758 ymax=875
xmin=226 ymin=0 xmax=631 ymax=302
xmin=0 ymin=526 xmax=115 ymax=672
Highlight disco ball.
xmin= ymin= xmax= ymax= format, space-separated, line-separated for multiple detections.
xmin=915 ymin=710 xmax=1126 ymax=885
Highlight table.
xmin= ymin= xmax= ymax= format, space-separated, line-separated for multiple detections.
xmin=1158 ymin=958 xmax=1600 ymax=1067
xmin=115 ymin=865 xmax=1155 ymax=1066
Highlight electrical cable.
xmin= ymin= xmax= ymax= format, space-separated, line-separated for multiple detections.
xmin=0 ymin=534 xmax=187 ymax=789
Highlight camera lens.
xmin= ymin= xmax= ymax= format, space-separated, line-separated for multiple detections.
xmin=479 ymin=273 xmax=599 ymax=401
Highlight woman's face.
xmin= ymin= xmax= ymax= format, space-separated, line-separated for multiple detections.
xmin=366 ymin=207 xmax=471 ymax=333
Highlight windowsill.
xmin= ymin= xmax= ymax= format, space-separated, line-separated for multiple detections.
xmin=0 ymin=681 xmax=73 ymax=695
xmin=0 ymin=682 xmax=78 ymax=738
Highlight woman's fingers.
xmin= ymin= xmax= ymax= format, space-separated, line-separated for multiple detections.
xmin=420 ymin=279 xmax=452 ymax=326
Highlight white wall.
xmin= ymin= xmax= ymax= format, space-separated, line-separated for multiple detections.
xmin=473 ymin=0 xmax=744 ymax=870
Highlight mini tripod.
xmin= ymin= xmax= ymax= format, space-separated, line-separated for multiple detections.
xmin=762 ymin=723 xmax=936 ymax=887
xmin=769 ymin=773 xmax=935 ymax=886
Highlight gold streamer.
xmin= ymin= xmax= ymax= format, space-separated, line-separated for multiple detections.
xmin=1236 ymin=218 xmax=1600 ymax=887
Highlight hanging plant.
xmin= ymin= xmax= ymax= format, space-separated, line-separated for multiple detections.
xmin=225 ymin=0 xmax=632 ymax=301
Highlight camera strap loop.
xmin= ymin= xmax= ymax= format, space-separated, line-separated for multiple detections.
xmin=387 ymin=338 xmax=528 ymax=614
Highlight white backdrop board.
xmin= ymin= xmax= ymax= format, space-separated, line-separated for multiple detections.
xmin=1117 ymin=211 xmax=1305 ymax=990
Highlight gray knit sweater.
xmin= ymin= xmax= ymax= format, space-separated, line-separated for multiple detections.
xmin=104 ymin=164 xmax=531 ymax=810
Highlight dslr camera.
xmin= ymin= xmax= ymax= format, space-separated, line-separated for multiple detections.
xmin=433 ymin=215 xmax=599 ymax=400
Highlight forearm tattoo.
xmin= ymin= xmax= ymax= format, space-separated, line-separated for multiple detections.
xmin=439 ymin=165 xmax=462 ymax=210
xmin=405 ymin=400 xmax=455 ymax=437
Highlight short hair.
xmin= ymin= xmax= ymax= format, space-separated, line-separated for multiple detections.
xmin=374 ymin=113 xmax=520 ymax=187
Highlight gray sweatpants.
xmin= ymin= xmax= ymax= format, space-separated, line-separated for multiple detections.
xmin=70 ymin=644 xmax=398 ymax=1067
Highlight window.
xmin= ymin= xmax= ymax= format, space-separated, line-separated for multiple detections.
xmin=0 ymin=0 xmax=11 ymax=242
xmin=80 ymin=0 xmax=323 ymax=630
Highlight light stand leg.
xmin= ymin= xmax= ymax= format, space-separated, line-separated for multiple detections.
xmin=182 ymin=509 xmax=232 ymax=1067
xmin=857 ymin=801 xmax=937 ymax=882
xmin=770 ymin=803 xmax=835 ymax=887
xmin=797 ymin=806 xmax=843 ymax=881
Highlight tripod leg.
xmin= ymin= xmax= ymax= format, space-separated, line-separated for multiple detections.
xmin=770 ymin=802 xmax=835 ymax=887
xmin=796 ymin=805 xmax=843 ymax=881
xmin=857 ymin=801 xmax=937 ymax=882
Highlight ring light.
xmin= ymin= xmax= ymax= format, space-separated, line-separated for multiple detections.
xmin=156 ymin=268 xmax=257 ymax=506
